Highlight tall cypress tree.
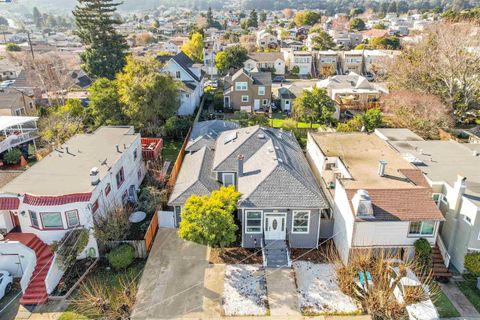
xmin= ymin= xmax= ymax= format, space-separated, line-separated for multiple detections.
xmin=73 ymin=0 xmax=128 ymax=80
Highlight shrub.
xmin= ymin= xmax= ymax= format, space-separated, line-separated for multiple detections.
xmin=3 ymin=148 xmax=22 ymax=165
xmin=51 ymin=228 xmax=90 ymax=269
xmin=107 ymin=244 xmax=135 ymax=270
xmin=6 ymin=43 xmax=21 ymax=52
xmin=93 ymin=207 xmax=131 ymax=245
xmin=464 ymin=252 xmax=480 ymax=275
xmin=136 ymin=186 xmax=168 ymax=213
xmin=414 ymin=238 xmax=432 ymax=272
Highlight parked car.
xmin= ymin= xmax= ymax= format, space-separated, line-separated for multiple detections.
xmin=389 ymin=266 xmax=439 ymax=320
xmin=364 ymin=72 xmax=375 ymax=82
xmin=0 ymin=271 xmax=13 ymax=300
xmin=272 ymin=76 xmax=285 ymax=83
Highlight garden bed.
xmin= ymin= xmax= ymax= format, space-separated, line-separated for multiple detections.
xmin=293 ymin=261 xmax=360 ymax=315
xmin=223 ymin=264 xmax=268 ymax=316
xmin=209 ymin=247 xmax=263 ymax=264
xmin=50 ymin=258 xmax=98 ymax=299
xmin=290 ymin=247 xmax=329 ymax=263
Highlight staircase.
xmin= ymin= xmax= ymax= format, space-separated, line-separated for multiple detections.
xmin=5 ymin=233 xmax=53 ymax=305
xmin=263 ymin=240 xmax=290 ymax=268
xmin=432 ymin=245 xmax=452 ymax=281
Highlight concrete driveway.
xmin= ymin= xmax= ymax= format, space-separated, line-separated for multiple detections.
xmin=131 ymin=228 xmax=212 ymax=320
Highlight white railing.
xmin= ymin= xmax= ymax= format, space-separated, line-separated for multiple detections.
xmin=44 ymin=254 xmax=64 ymax=294
xmin=437 ymin=236 xmax=451 ymax=268
xmin=261 ymin=237 xmax=267 ymax=268
xmin=0 ymin=130 xmax=39 ymax=153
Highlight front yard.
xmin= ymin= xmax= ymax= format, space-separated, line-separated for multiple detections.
xmin=209 ymin=247 xmax=263 ymax=264
xmin=432 ymin=286 xmax=461 ymax=318
xmin=270 ymin=112 xmax=321 ymax=129
xmin=457 ymin=274 xmax=480 ymax=313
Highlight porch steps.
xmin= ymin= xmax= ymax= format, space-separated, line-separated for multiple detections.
xmin=264 ymin=240 xmax=289 ymax=268
xmin=432 ymin=246 xmax=452 ymax=280
xmin=5 ymin=233 xmax=53 ymax=305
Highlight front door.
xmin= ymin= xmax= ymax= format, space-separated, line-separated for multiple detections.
xmin=264 ymin=213 xmax=286 ymax=240
xmin=254 ymin=99 xmax=260 ymax=110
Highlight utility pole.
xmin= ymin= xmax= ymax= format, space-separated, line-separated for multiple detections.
xmin=27 ymin=31 xmax=34 ymax=60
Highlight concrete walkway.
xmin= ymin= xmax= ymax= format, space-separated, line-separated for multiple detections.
xmin=439 ymin=281 xmax=480 ymax=318
xmin=266 ymin=268 xmax=302 ymax=316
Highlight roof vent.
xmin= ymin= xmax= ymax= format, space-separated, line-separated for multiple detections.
xmin=352 ymin=189 xmax=374 ymax=217
xmin=90 ymin=167 xmax=100 ymax=186
xmin=258 ymin=134 xmax=265 ymax=139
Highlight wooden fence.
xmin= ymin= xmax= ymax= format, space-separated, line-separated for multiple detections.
xmin=144 ymin=211 xmax=158 ymax=252
xmin=166 ymin=127 xmax=191 ymax=194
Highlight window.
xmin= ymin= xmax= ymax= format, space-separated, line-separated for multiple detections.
xmin=122 ymin=189 xmax=129 ymax=204
xmin=258 ymin=86 xmax=265 ymax=95
xmin=241 ymin=95 xmax=249 ymax=103
xmin=320 ymin=208 xmax=333 ymax=219
xmin=235 ymin=82 xmax=248 ymax=91
xmin=29 ymin=210 xmax=39 ymax=228
xmin=15 ymin=108 xmax=25 ymax=116
xmin=105 ymin=183 xmax=111 ymax=196
xmin=292 ymin=211 xmax=310 ymax=233
xmin=175 ymin=71 xmax=181 ymax=79
xmin=464 ymin=216 xmax=473 ymax=225
xmin=92 ymin=199 xmax=99 ymax=213
xmin=66 ymin=210 xmax=80 ymax=228
xmin=432 ymin=193 xmax=448 ymax=208
xmin=222 ymin=173 xmax=235 ymax=187
xmin=133 ymin=149 xmax=138 ymax=160
xmin=40 ymin=212 xmax=63 ymax=229
xmin=245 ymin=211 xmax=262 ymax=233
xmin=408 ymin=221 xmax=435 ymax=236
xmin=262 ymin=99 xmax=268 ymax=106
xmin=116 ymin=167 xmax=125 ymax=188
xmin=285 ymin=100 xmax=290 ymax=105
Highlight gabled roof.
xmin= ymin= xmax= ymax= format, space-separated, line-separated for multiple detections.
xmin=187 ymin=120 xmax=240 ymax=152
xmin=248 ymin=52 xmax=284 ymax=63
xmin=224 ymin=69 xmax=272 ymax=90
xmin=158 ymin=51 xmax=202 ymax=82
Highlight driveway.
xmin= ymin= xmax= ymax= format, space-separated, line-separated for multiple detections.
xmin=131 ymin=228 xmax=211 ymax=320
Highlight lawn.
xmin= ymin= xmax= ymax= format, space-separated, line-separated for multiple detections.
xmin=270 ymin=113 xmax=320 ymax=129
xmin=432 ymin=287 xmax=461 ymax=318
xmin=162 ymin=139 xmax=183 ymax=163
xmin=457 ymin=274 xmax=480 ymax=313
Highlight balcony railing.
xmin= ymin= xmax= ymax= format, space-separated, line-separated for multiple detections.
xmin=0 ymin=130 xmax=39 ymax=154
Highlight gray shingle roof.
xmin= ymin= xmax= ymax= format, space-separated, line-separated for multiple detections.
xmin=187 ymin=120 xmax=240 ymax=152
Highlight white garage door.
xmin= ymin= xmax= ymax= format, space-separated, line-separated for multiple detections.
xmin=158 ymin=211 xmax=175 ymax=228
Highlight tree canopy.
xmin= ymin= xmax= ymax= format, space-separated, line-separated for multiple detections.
xmin=349 ymin=17 xmax=366 ymax=31
xmin=294 ymin=10 xmax=321 ymax=26
xmin=179 ymin=186 xmax=240 ymax=248
xmin=181 ymin=32 xmax=204 ymax=62
xmin=294 ymin=87 xmax=336 ymax=127
xmin=311 ymin=31 xmax=336 ymax=50
xmin=73 ymin=0 xmax=128 ymax=79
xmin=215 ymin=45 xmax=248 ymax=74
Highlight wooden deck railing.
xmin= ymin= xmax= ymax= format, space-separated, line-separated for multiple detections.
xmin=144 ymin=211 xmax=159 ymax=252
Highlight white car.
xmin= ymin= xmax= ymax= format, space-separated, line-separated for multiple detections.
xmin=389 ymin=266 xmax=439 ymax=320
xmin=0 ymin=271 xmax=13 ymax=300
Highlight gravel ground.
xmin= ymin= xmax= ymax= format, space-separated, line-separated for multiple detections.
xmin=223 ymin=264 xmax=268 ymax=316
xmin=294 ymin=261 xmax=360 ymax=315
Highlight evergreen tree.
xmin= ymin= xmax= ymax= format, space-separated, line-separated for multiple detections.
xmin=387 ymin=1 xmax=398 ymax=13
xmin=73 ymin=0 xmax=128 ymax=80
xmin=206 ymin=7 xmax=214 ymax=27
xmin=33 ymin=7 xmax=43 ymax=28
xmin=249 ymin=9 xmax=258 ymax=28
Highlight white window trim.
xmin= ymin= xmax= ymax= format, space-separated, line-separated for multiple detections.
xmin=235 ymin=82 xmax=248 ymax=91
xmin=292 ymin=210 xmax=310 ymax=234
xmin=408 ymin=221 xmax=436 ymax=237
xmin=262 ymin=99 xmax=268 ymax=106
xmin=258 ymin=86 xmax=265 ymax=95
xmin=241 ymin=95 xmax=249 ymax=103
xmin=222 ymin=172 xmax=235 ymax=187
xmin=245 ymin=210 xmax=263 ymax=234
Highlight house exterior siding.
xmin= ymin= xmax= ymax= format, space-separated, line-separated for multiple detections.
xmin=224 ymin=72 xmax=271 ymax=111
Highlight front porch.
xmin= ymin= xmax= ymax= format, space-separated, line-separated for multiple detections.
xmin=0 ymin=116 xmax=39 ymax=155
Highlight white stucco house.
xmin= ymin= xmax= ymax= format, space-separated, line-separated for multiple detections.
xmin=243 ymin=52 xmax=285 ymax=75
xmin=282 ymin=49 xmax=313 ymax=76
xmin=0 ymin=126 xmax=158 ymax=305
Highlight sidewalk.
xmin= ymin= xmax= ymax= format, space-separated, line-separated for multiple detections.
xmin=439 ymin=281 xmax=480 ymax=318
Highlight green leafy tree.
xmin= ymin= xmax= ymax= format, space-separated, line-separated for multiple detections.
xmin=260 ymin=12 xmax=267 ymax=23
xmin=206 ymin=7 xmax=214 ymax=27
xmin=350 ymin=8 xmax=364 ymax=17
xmin=181 ymin=31 xmax=204 ymax=62
xmin=215 ymin=45 xmax=248 ymax=74
xmin=372 ymin=22 xmax=387 ymax=29
xmin=73 ymin=0 xmax=128 ymax=79
xmin=294 ymin=87 xmax=336 ymax=127
xmin=33 ymin=7 xmax=43 ymax=28
xmin=387 ymin=1 xmax=398 ymax=13
xmin=465 ymin=252 xmax=480 ymax=275
xmin=350 ymin=17 xmax=366 ymax=31
xmin=4 ymin=148 xmax=22 ymax=165
xmin=311 ymin=31 xmax=336 ymax=50
xmin=294 ymin=10 xmax=321 ymax=26
xmin=0 ymin=16 xmax=8 ymax=26
xmin=337 ymin=114 xmax=363 ymax=132
xmin=116 ymin=56 xmax=179 ymax=132
xmin=179 ymin=186 xmax=240 ymax=248
xmin=87 ymin=78 xmax=124 ymax=128
xmin=362 ymin=108 xmax=382 ymax=132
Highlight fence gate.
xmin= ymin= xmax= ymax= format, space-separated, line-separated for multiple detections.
xmin=158 ymin=210 xmax=175 ymax=228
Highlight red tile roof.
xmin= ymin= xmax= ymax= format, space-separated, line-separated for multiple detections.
xmin=346 ymin=188 xmax=444 ymax=222
xmin=23 ymin=193 xmax=92 ymax=206
xmin=0 ymin=197 xmax=20 ymax=210
xmin=399 ymin=169 xmax=431 ymax=188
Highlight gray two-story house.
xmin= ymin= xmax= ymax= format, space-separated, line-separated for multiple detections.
xmin=168 ymin=120 xmax=329 ymax=267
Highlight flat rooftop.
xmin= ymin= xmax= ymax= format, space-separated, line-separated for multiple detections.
xmin=0 ymin=126 xmax=138 ymax=196
xmin=311 ymin=132 xmax=419 ymax=189
xmin=390 ymin=140 xmax=480 ymax=205
xmin=375 ymin=128 xmax=424 ymax=142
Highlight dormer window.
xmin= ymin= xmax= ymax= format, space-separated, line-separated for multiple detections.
xmin=222 ymin=173 xmax=235 ymax=187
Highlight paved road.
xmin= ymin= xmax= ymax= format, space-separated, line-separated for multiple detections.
xmin=131 ymin=228 xmax=210 ymax=320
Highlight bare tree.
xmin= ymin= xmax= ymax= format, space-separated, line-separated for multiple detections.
xmin=386 ymin=22 xmax=480 ymax=121
xmin=382 ymin=90 xmax=455 ymax=139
